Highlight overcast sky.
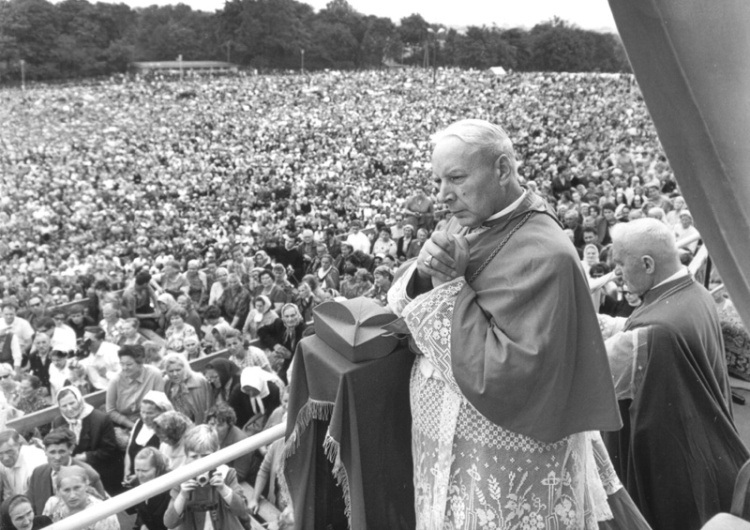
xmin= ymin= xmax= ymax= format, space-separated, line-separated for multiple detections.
xmin=100 ymin=0 xmax=618 ymax=32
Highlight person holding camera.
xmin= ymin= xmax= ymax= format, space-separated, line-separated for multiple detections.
xmin=163 ymin=425 xmax=247 ymax=530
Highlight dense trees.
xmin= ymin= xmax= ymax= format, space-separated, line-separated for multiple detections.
xmin=0 ymin=0 xmax=630 ymax=81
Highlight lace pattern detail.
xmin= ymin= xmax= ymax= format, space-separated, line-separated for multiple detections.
xmin=403 ymin=274 xmax=610 ymax=529
xmin=403 ymin=277 xmax=467 ymax=397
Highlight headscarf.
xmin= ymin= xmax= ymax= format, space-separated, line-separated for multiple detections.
xmin=254 ymin=251 xmax=271 ymax=268
xmin=582 ymin=244 xmax=601 ymax=267
xmin=255 ymin=295 xmax=272 ymax=315
xmin=205 ymin=358 xmax=240 ymax=403
xmin=0 ymin=494 xmax=33 ymax=530
xmin=142 ymin=390 xmax=173 ymax=413
xmin=157 ymin=292 xmax=178 ymax=312
xmin=240 ymin=367 xmax=280 ymax=415
xmin=56 ymin=386 xmax=94 ymax=443
xmin=279 ymin=303 xmax=304 ymax=355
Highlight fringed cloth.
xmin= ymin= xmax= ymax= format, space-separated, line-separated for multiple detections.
xmin=283 ymin=334 xmax=416 ymax=530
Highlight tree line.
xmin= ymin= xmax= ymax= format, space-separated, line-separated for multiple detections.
xmin=0 ymin=0 xmax=630 ymax=81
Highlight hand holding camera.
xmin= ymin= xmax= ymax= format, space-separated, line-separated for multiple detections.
xmin=179 ymin=478 xmax=199 ymax=497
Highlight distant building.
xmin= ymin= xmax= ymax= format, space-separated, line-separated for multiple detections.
xmin=130 ymin=61 xmax=239 ymax=76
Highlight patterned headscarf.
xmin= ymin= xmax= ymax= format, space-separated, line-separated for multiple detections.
xmin=56 ymin=386 xmax=94 ymax=443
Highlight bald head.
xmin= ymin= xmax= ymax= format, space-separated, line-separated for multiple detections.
xmin=611 ymin=218 xmax=683 ymax=296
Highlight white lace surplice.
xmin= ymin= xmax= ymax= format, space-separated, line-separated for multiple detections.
xmin=391 ymin=269 xmax=613 ymax=530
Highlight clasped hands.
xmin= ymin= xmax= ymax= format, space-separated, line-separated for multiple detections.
xmin=417 ymin=231 xmax=469 ymax=287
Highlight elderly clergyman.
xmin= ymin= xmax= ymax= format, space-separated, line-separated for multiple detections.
xmin=388 ymin=119 xmax=636 ymax=529
xmin=605 ymin=218 xmax=749 ymax=530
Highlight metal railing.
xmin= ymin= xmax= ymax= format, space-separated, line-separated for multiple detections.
xmin=45 ymin=423 xmax=286 ymax=530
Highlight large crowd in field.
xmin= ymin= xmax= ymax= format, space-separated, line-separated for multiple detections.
xmin=0 ymin=67 xmax=702 ymax=529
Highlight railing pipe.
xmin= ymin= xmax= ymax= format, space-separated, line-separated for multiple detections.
xmin=688 ymin=244 xmax=709 ymax=276
xmin=45 ymin=422 xmax=286 ymax=530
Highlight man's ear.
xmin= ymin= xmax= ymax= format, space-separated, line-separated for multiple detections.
xmin=642 ymin=255 xmax=656 ymax=274
xmin=495 ymin=154 xmax=513 ymax=186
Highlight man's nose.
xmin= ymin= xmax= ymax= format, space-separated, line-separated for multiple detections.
xmin=436 ymin=181 xmax=451 ymax=203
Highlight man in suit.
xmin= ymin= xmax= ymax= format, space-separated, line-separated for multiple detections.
xmin=26 ymin=428 xmax=107 ymax=514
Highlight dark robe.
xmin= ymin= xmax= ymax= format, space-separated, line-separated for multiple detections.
xmin=603 ymin=274 xmax=750 ymax=530
xmin=430 ymin=191 xmax=621 ymax=442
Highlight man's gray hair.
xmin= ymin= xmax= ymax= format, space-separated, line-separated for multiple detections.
xmin=431 ymin=119 xmax=516 ymax=165
xmin=611 ymin=218 xmax=678 ymax=261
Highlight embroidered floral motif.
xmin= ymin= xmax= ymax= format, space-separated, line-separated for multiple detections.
xmin=401 ymin=276 xmax=604 ymax=530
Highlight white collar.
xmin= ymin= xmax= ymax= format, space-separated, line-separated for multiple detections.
xmin=484 ymin=191 xmax=527 ymax=223
xmin=652 ymin=267 xmax=689 ymax=290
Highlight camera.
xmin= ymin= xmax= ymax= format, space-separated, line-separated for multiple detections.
xmin=196 ymin=470 xmax=214 ymax=487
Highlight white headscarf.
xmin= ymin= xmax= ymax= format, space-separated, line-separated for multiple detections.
xmin=56 ymin=386 xmax=94 ymax=443
xmin=240 ymin=367 xmax=281 ymax=415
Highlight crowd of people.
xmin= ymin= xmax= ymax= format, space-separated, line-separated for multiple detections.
xmin=0 ymin=68 xmax=723 ymax=529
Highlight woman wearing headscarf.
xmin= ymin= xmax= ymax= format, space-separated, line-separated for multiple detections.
xmin=581 ymin=243 xmax=601 ymax=278
xmin=0 ymin=494 xmax=52 ymax=530
xmin=162 ymin=353 xmax=213 ymax=425
xmin=230 ymin=367 xmax=283 ymax=433
xmin=156 ymin=293 xmax=179 ymax=337
xmin=242 ymin=295 xmax=278 ymax=341
xmin=51 ymin=386 xmax=120 ymax=494
xmin=253 ymin=251 xmax=272 ymax=270
xmin=42 ymin=467 xmax=119 ymax=530
xmin=123 ymin=391 xmax=173 ymax=482
xmin=258 ymin=303 xmax=307 ymax=384
xmin=203 ymin=359 xmax=241 ymax=405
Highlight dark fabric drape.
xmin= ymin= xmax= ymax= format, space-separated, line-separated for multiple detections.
xmin=284 ymin=334 xmax=415 ymax=530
